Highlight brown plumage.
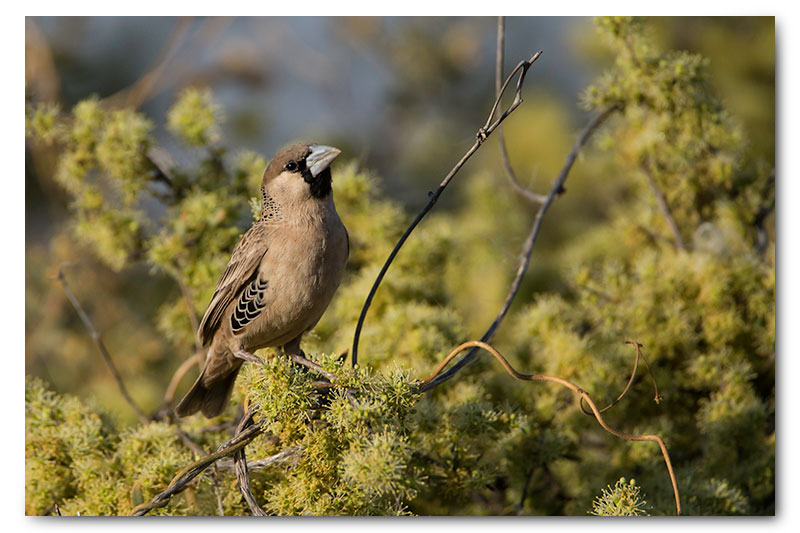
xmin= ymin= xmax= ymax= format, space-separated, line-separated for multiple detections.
xmin=176 ymin=143 xmax=349 ymax=418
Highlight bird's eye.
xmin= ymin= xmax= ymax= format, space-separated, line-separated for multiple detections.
xmin=285 ymin=161 xmax=298 ymax=172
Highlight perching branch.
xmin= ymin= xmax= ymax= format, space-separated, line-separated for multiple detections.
xmin=421 ymin=104 xmax=618 ymax=391
xmin=57 ymin=265 xmax=149 ymax=425
xmin=419 ymin=340 xmax=681 ymax=516
xmin=351 ymin=48 xmax=544 ymax=367
xmin=217 ymin=447 xmax=302 ymax=472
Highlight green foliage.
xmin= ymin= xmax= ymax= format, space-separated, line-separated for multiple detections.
xmin=238 ymin=356 xmax=422 ymax=515
xmin=25 ymin=17 xmax=773 ymax=516
xmin=591 ymin=477 xmax=649 ymax=516
xmin=25 ymin=377 xmax=199 ymax=516
xmin=167 ymin=87 xmax=223 ymax=147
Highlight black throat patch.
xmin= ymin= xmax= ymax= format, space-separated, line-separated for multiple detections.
xmin=304 ymin=167 xmax=332 ymax=199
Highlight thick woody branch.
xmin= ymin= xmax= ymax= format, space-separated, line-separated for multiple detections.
xmin=351 ymin=49 xmax=544 ymax=367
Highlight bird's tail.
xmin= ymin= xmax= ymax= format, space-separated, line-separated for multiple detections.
xmin=175 ymin=362 xmax=241 ymax=419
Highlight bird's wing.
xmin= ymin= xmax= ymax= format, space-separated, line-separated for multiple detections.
xmin=198 ymin=224 xmax=270 ymax=346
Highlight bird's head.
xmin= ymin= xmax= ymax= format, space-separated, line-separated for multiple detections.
xmin=262 ymin=142 xmax=342 ymax=203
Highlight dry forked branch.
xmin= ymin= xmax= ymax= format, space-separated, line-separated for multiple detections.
xmin=351 ymin=16 xmax=618 ymax=386
xmin=420 ymin=103 xmax=618 ymax=391
xmin=350 ymin=48 xmax=544 ymax=367
xmin=419 ymin=340 xmax=682 ymax=516
xmin=420 ymin=16 xmax=621 ymax=388
xmin=130 ymin=417 xmax=269 ymax=516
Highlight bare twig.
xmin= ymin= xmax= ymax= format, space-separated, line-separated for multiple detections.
xmin=515 ymin=465 xmax=535 ymax=515
xmin=351 ymin=49 xmax=544 ymax=367
xmin=164 ymin=352 xmax=203 ymax=405
xmin=174 ymin=272 xmax=204 ymax=354
xmin=754 ymin=168 xmax=775 ymax=255
xmin=233 ymin=408 xmax=267 ymax=516
xmin=642 ymin=160 xmax=686 ymax=251
xmin=421 ymin=105 xmax=618 ymax=391
xmin=217 ymin=447 xmax=302 ymax=471
xmin=578 ymin=339 xmax=662 ymax=416
xmin=496 ymin=17 xmax=547 ymax=205
xmin=419 ymin=340 xmax=681 ymax=516
xmin=105 ymin=17 xmax=194 ymax=110
xmin=210 ymin=464 xmax=225 ymax=516
xmin=57 ymin=266 xmax=149 ymax=425
xmin=171 ymin=423 xmax=207 ymax=457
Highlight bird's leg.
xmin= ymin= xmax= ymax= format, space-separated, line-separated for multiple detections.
xmin=282 ymin=336 xmax=306 ymax=359
xmin=281 ymin=336 xmax=338 ymax=382
xmin=282 ymin=337 xmax=311 ymax=373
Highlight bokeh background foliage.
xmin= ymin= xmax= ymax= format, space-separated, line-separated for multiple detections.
xmin=25 ymin=16 xmax=774 ymax=516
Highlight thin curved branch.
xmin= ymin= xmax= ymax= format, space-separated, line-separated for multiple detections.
xmin=164 ymin=351 xmax=204 ymax=406
xmin=351 ymin=49 xmax=544 ymax=367
xmin=578 ymin=338 xmax=662 ymax=416
xmin=57 ymin=265 xmax=149 ymax=425
xmin=496 ymin=17 xmax=547 ymax=205
xmin=421 ymin=105 xmax=618 ymax=391
xmin=174 ymin=272 xmax=204 ymax=354
xmin=105 ymin=17 xmax=194 ymax=110
xmin=642 ymin=159 xmax=685 ymax=251
xmin=419 ymin=340 xmax=681 ymax=516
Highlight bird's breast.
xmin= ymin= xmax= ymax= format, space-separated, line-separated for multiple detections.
xmin=240 ymin=207 xmax=348 ymax=349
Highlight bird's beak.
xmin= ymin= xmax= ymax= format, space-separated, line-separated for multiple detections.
xmin=307 ymin=145 xmax=341 ymax=178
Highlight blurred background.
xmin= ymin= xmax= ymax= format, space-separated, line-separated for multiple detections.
xmin=25 ymin=17 xmax=775 ymax=425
